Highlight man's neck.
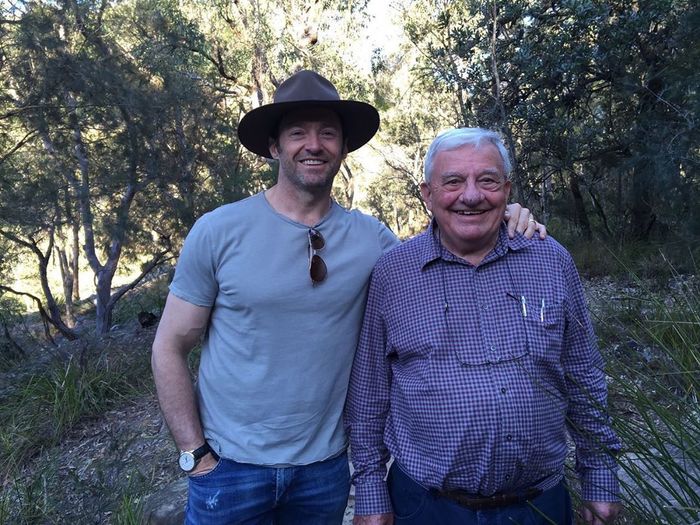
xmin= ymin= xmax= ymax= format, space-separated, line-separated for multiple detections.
xmin=437 ymin=225 xmax=500 ymax=267
xmin=264 ymin=184 xmax=333 ymax=227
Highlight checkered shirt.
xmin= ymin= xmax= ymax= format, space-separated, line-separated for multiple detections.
xmin=344 ymin=222 xmax=621 ymax=516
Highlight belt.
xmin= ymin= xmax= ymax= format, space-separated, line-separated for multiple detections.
xmin=434 ymin=487 xmax=543 ymax=511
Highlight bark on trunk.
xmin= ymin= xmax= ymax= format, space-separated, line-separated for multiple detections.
xmin=56 ymin=245 xmax=76 ymax=327
xmin=569 ymin=171 xmax=592 ymax=240
xmin=71 ymin=220 xmax=80 ymax=301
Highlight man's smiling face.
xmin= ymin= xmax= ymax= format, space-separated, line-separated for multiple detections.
xmin=269 ymin=107 xmax=347 ymax=194
xmin=420 ymin=143 xmax=511 ymax=263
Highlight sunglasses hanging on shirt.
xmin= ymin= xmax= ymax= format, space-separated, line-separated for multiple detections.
xmin=308 ymin=228 xmax=327 ymax=284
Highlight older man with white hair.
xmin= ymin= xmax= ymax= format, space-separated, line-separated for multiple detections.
xmin=345 ymin=127 xmax=622 ymax=525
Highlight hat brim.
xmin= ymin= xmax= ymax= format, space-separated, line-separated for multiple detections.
xmin=237 ymin=100 xmax=380 ymax=159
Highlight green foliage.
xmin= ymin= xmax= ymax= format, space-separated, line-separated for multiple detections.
xmin=2 ymin=449 xmax=163 ymax=524
xmin=592 ymin=272 xmax=700 ymax=523
xmin=393 ymin=0 xmax=700 ymax=242
xmin=566 ymin=239 xmax=700 ymax=279
xmin=0 ymin=343 xmax=152 ymax=480
xmin=111 ymin=274 xmax=170 ymax=326
xmin=0 ymin=295 xmax=27 ymax=368
xmin=0 ymin=458 xmax=61 ymax=524
xmin=113 ymin=492 xmax=145 ymax=525
xmin=0 ymin=0 xmax=261 ymax=333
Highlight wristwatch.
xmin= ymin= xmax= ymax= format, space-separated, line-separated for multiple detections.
xmin=178 ymin=442 xmax=214 ymax=472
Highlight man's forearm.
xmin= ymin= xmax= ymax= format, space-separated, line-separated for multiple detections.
xmin=152 ymin=348 xmax=205 ymax=451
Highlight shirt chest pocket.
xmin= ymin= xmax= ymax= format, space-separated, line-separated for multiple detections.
xmin=452 ymin=299 xmax=564 ymax=367
xmin=523 ymin=302 xmax=565 ymax=362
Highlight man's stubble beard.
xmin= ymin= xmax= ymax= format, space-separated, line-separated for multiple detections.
xmin=278 ymin=154 xmax=343 ymax=196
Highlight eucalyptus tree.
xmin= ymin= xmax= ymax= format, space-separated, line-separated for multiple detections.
xmin=0 ymin=0 xmax=247 ymax=334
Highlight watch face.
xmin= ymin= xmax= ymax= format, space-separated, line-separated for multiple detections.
xmin=179 ymin=452 xmax=196 ymax=472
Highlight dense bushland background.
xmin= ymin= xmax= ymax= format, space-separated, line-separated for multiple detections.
xmin=0 ymin=0 xmax=698 ymax=523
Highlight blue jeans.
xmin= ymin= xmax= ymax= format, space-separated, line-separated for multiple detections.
xmin=185 ymin=451 xmax=350 ymax=525
xmin=388 ymin=463 xmax=573 ymax=525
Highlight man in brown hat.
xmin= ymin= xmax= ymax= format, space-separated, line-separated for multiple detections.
xmin=152 ymin=70 xmax=544 ymax=524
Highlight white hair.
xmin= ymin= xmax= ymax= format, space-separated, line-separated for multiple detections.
xmin=423 ymin=127 xmax=512 ymax=182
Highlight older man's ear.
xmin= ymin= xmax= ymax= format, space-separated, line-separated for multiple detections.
xmin=504 ymin=203 xmax=547 ymax=240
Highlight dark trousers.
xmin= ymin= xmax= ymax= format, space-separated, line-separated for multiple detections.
xmin=387 ymin=463 xmax=573 ymax=525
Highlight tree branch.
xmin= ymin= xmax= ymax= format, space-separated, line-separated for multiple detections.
xmin=0 ymin=130 xmax=38 ymax=167
xmin=0 ymin=285 xmax=56 ymax=345
xmin=107 ymin=251 xmax=174 ymax=308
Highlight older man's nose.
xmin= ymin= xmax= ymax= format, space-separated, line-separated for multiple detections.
xmin=460 ymin=181 xmax=484 ymax=205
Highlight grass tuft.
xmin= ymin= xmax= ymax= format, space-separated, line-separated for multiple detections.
xmin=0 ymin=341 xmax=153 ymax=480
xmin=593 ymin=266 xmax=699 ymax=523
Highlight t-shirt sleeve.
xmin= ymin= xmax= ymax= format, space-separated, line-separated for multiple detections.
xmin=376 ymin=220 xmax=400 ymax=253
xmin=169 ymin=215 xmax=219 ymax=307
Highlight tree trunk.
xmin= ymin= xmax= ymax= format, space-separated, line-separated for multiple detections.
xmin=55 ymin=245 xmax=76 ymax=327
xmin=587 ymin=185 xmax=613 ymax=239
xmin=540 ymin=171 xmax=551 ymax=225
xmin=339 ymin=162 xmax=355 ymax=209
xmin=94 ymin=272 xmax=113 ymax=334
xmin=630 ymin=164 xmax=656 ymax=240
xmin=488 ymin=1 xmax=526 ymax=202
xmin=569 ymin=171 xmax=592 ymax=240
xmin=38 ymin=246 xmax=79 ymax=340
xmin=71 ymin=220 xmax=80 ymax=301
xmin=0 ymin=229 xmax=78 ymax=340
xmin=0 ymin=314 xmax=25 ymax=360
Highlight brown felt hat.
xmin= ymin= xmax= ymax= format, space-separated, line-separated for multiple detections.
xmin=237 ymin=70 xmax=380 ymax=159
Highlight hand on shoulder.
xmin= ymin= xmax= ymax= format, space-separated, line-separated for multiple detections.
xmin=504 ymin=203 xmax=547 ymax=240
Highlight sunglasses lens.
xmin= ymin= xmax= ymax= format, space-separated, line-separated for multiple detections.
xmin=309 ymin=229 xmax=325 ymax=250
xmin=310 ymin=254 xmax=327 ymax=283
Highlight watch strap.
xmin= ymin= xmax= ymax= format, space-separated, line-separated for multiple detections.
xmin=190 ymin=442 xmax=214 ymax=462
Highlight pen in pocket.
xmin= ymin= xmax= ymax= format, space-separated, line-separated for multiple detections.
xmin=540 ymin=298 xmax=545 ymax=323
xmin=506 ymin=293 xmax=529 ymax=319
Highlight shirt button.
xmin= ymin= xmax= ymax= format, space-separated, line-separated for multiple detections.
xmin=481 ymin=303 xmax=488 ymax=311
xmin=506 ymin=434 xmax=513 ymax=441
xmin=500 ymin=387 xmax=507 ymax=394
xmin=490 ymin=345 xmax=496 ymax=352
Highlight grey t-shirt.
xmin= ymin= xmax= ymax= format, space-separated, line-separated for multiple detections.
xmin=170 ymin=192 xmax=398 ymax=465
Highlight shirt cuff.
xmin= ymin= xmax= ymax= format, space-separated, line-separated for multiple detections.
xmin=580 ymin=467 xmax=620 ymax=502
xmin=354 ymin=481 xmax=393 ymax=516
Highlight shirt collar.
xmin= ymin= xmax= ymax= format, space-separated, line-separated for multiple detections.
xmin=419 ymin=219 xmax=532 ymax=269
